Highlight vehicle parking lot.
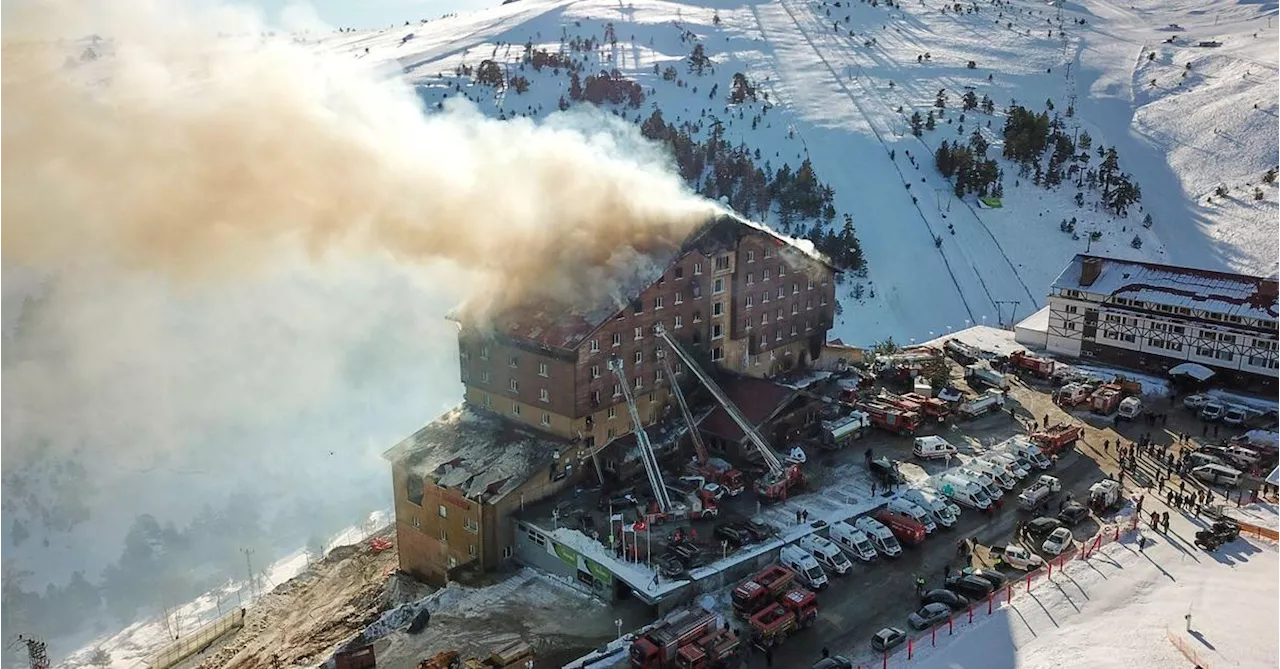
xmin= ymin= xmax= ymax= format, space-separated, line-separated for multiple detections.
xmin=731 ymin=364 xmax=1265 ymax=668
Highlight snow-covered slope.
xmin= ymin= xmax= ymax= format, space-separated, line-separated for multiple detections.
xmin=302 ymin=0 xmax=1278 ymax=344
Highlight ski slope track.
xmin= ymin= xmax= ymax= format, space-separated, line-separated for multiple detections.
xmin=297 ymin=0 xmax=1276 ymax=343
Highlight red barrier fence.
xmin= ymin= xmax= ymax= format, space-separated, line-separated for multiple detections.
xmin=1166 ymin=626 xmax=1212 ymax=669
xmin=859 ymin=520 xmax=1138 ymax=668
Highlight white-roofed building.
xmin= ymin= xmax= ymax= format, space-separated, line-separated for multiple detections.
xmin=1044 ymin=254 xmax=1279 ymax=393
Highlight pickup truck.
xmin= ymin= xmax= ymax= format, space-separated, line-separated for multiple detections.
xmin=1017 ymin=475 xmax=1061 ymax=511
xmin=988 ymin=544 xmax=1044 ymax=571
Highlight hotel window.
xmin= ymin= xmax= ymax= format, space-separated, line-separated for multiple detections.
xmin=775 ymin=330 xmax=783 ymax=341
xmin=655 ymin=296 xmax=665 ymax=310
xmin=791 ymin=325 xmax=798 ymax=337
xmin=635 ymin=376 xmax=643 ymax=389
xmin=760 ymin=313 xmax=768 ymax=326
xmin=762 ymin=291 xmax=770 ymax=304
xmin=608 ymin=406 xmax=617 ymax=419
xmin=482 ymin=393 xmax=492 ymax=408
xmin=763 ymin=269 xmax=771 ymax=281
xmin=635 ymin=350 xmax=644 ymax=365
xmin=747 ymin=250 xmax=756 ymax=263
xmin=634 ymin=327 xmax=643 ymax=341
xmin=746 ymin=296 xmax=754 ymax=309
xmin=713 ymin=302 xmax=724 ymax=317
xmin=612 ymin=333 xmax=621 ymax=347
xmin=511 ymin=402 xmax=522 ymax=416
xmin=791 ymin=303 xmax=799 ymax=315
xmin=539 ymin=388 xmax=549 ymax=403
xmin=438 ymin=504 xmax=448 ymax=518
xmin=792 ymin=283 xmax=799 ymax=295
xmin=538 ymin=362 xmax=548 ymax=377
xmin=674 ymin=267 xmax=684 ymax=279
xmin=509 ymin=378 xmax=519 ymax=392
xmin=776 ymin=308 xmax=783 ymax=321
xmin=694 ymin=262 xmax=703 ymax=275
xmin=590 ymin=339 xmax=600 ymax=353
xmin=633 ymin=300 xmax=643 ymax=315
xmin=468 ymin=544 xmax=477 ymax=557
xmin=778 ymin=265 xmax=786 ymax=277
xmin=805 ymin=319 xmax=812 ymax=331
xmin=591 ymin=364 xmax=600 ymax=379
xmin=541 ymin=412 xmax=551 ymax=426
xmin=807 ymin=279 xmax=815 ymax=290
xmin=715 ymin=256 xmax=730 ymax=271
xmin=480 ymin=346 xmax=490 ymax=360
xmin=675 ymin=292 xmax=684 ymax=304
xmin=713 ymin=324 xmax=723 ymax=339
xmin=509 ymin=355 xmax=519 ymax=368
xmin=613 ymin=383 xmax=622 ymax=397
xmin=711 ymin=346 xmax=724 ymax=361
xmin=674 ymin=315 xmax=684 ymax=329
xmin=764 ymin=247 xmax=774 ymax=258
xmin=713 ymin=278 xmax=724 ymax=294
xmin=607 ymin=427 xmax=617 ymax=439
xmin=747 ymin=273 xmax=755 ymax=285
xmin=806 ymin=298 xmax=813 ymax=311
xmin=693 ymin=310 xmax=703 ymax=323
xmin=591 ymin=390 xmax=600 ymax=405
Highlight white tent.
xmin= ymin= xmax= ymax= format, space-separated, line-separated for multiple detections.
xmin=1168 ymin=362 xmax=1216 ymax=382
xmin=1267 ymin=466 xmax=1278 ymax=488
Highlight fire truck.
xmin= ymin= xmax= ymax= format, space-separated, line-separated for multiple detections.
xmin=630 ymin=607 xmax=721 ymax=668
xmin=747 ymin=588 xmax=819 ymax=649
xmin=857 ymin=399 xmax=921 ymax=436
xmin=1089 ymin=383 xmax=1124 ymax=415
xmin=1008 ymin=351 xmax=1055 ymax=379
xmin=655 ymin=326 xmax=805 ymax=503
xmin=895 ymin=391 xmax=951 ymax=422
xmin=731 ymin=565 xmax=798 ymax=619
xmin=673 ymin=628 xmax=740 ymax=669
xmin=1029 ymin=424 xmax=1083 ymax=456
xmin=873 ymin=509 xmax=927 ymax=547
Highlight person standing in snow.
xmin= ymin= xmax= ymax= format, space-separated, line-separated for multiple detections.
xmin=1137 ymin=535 xmax=1147 ymax=552
xmin=1162 ymin=512 xmax=1170 ymax=533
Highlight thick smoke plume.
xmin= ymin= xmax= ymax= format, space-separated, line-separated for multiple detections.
xmin=0 ymin=0 xmax=717 ymax=601
xmin=3 ymin=0 xmax=720 ymax=315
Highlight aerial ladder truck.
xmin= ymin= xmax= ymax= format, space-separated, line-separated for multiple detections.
xmin=661 ymin=355 xmax=745 ymax=497
xmin=608 ymin=357 xmax=674 ymax=516
xmin=653 ymin=325 xmax=805 ymax=502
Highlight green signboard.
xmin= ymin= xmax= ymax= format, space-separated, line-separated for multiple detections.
xmin=585 ymin=558 xmax=613 ymax=587
xmin=553 ymin=542 xmax=579 ymax=568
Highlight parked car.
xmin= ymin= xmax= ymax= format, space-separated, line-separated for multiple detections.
xmin=908 ymin=602 xmax=953 ymax=630
xmin=812 ymin=657 xmax=854 ymax=669
xmin=1058 ymin=502 xmax=1090 ymax=527
xmin=1041 ymin=527 xmax=1074 ymax=556
xmin=1025 ymin=516 xmax=1066 ymax=542
xmin=959 ymin=567 xmax=1009 ymax=590
xmin=739 ymin=519 xmax=779 ymax=542
xmin=1200 ymin=402 xmax=1226 ymax=421
xmin=871 ymin=627 xmax=908 ymax=652
xmin=945 ymin=574 xmax=995 ymax=600
xmin=1222 ymin=405 xmax=1249 ymax=426
xmin=714 ymin=523 xmax=749 ymax=547
xmin=921 ymin=588 xmax=970 ymax=611
xmin=1182 ymin=394 xmax=1211 ymax=410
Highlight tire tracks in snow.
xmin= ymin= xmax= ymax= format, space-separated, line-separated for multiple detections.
xmin=776 ymin=0 xmax=1042 ymax=318
xmin=758 ymin=0 xmax=979 ymax=323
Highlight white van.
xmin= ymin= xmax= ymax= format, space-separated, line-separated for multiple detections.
xmin=967 ymin=460 xmax=1017 ymax=489
xmin=938 ymin=474 xmax=992 ymax=510
xmin=853 ymin=516 xmax=903 ymax=558
xmin=780 ymin=544 xmax=830 ymax=589
xmin=1223 ymin=445 xmax=1261 ymax=466
xmin=1186 ymin=451 xmax=1224 ymax=469
xmin=1005 ymin=438 xmax=1052 ymax=470
xmin=957 ymin=467 xmax=1006 ymax=498
xmin=1191 ymin=463 xmax=1243 ymax=487
xmin=829 ymin=521 xmax=879 ymax=562
xmin=798 ymin=534 xmax=853 ymax=576
xmin=1117 ymin=397 xmax=1143 ymax=419
xmin=888 ymin=498 xmax=939 ymax=534
xmin=912 ymin=435 xmax=958 ymax=460
xmin=1222 ymin=405 xmax=1249 ymax=426
xmin=903 ymin=488 xmax=960 ymax=527
xmin=985 ymin=453 xmax=1029 ymax=480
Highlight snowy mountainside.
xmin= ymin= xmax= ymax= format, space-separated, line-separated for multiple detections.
xmin=306 ymin=0 xmax=1277 ymax=344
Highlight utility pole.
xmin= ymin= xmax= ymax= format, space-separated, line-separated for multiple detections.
xmin=9 ymin=635 xmax=50 ymax=669
xmin=242 ymin=548 xmax=257 ymax=599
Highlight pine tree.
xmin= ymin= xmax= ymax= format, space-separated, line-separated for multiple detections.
xmin=910 ymin=111 xmax=923 ymax=137
xmin=935 ymin=88 xmax=948 ymax=109
xmin=962 ymin=91 xmax=978 ymax=111
xmin=569 ymin=71 xmax=583 ymax=100
xmin=925 ymin=110 xmax=936 ymax=131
